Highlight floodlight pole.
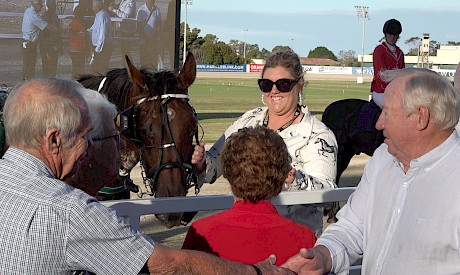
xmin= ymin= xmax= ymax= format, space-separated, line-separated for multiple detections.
xmin=243 ymin=29 xmax=248 ymax=62
xmin=355 ymin=6 xmax=369 ymax=84
xmin=182 ymin=0 xmax=193 ymax=64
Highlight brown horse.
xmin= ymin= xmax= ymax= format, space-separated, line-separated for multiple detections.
xmin=77 ymin=52 xmax=200 ymax=228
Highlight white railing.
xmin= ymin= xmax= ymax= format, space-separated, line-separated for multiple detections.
xmin=100 ymin=187 xmax=361 ymax=274
xmin=101 ymin=187 xmax=356 ymax=230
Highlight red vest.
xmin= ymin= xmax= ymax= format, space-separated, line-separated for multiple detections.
xmin=182 ymin=200 xmax=316 ymax=266
xmin=371 ymin=42 xmax=405 ymax=93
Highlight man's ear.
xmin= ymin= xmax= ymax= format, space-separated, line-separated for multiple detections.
xmin=45 ymin=129 xmax=61 ymax=154
xmin=415 ymin=105 xmax=430 ymax=130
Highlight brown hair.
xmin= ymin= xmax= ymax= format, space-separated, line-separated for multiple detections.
xmin=261 ymin=50 xmax=304 ymax=81
xmin=221 ymin=126 xmax=291 ymax=203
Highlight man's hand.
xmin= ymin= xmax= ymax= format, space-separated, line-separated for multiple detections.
xmin=255 ymin=254 xmax=296 ymax=275
xmin=282 ymin=247 xmax=331 ymax=275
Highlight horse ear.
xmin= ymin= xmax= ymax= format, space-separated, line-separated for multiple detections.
xmin=178 ymin=52 xmax=197 ymax=90
xmin=124 ymin=55 xmax=147 ymax=89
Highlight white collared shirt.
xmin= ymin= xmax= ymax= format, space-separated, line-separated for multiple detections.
xmin=88 ymin=9 xmax=113 ymax=52
xmin=21 ymin=5 xmax=47 ymax=42
xmin=136 ymin=3 xmax=161 ymax=39
xmin=318 ymin=131 xmax=460 ymax=275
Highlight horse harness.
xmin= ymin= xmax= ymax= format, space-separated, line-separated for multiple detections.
xmin=118 ymin=88 xmax=201 ymax=198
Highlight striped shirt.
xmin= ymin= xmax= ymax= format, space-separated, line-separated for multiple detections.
xmin=0 ymin=147 xmax=155 ymax=274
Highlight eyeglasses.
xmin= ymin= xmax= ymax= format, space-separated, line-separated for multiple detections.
xmin=92 ymin=132 xmax=120 ymax=146
xmin=258 ymin=78 xmax=299 ymax=93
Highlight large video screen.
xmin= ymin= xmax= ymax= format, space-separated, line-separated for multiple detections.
xmin=0 ymin=0 xmax=179 ymax=86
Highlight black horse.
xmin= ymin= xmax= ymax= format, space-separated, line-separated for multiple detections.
xmin=321 ymin=98 xmax=384 ymax=221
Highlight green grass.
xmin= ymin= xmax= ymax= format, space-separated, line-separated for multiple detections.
xmin=189 ymin=78 xmax=371 ymax=143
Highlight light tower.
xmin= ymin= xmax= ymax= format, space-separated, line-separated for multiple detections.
xmin=243 ymin=29 xmax=248 ymax=61
xmin=182 ymin=0 xmax=193 ymax=64
xmin=355 ymin=6 xmax=370 ymax=84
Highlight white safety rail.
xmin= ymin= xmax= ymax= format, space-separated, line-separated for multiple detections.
xmin=101 ymin=188 xmax=356 ymax=230
xmin=101 ymin=187 xmax=361 ymax=274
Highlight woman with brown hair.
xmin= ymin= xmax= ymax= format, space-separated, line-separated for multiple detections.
xmin=183 ymin=126 xmax=316 ymax=265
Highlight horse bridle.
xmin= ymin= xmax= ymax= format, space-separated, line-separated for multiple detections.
xmin=119 ymin=92 xmax=201 ymax=198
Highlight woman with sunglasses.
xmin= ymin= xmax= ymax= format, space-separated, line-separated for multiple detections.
xmin=192 ymin=50 xmax=337 ymax=237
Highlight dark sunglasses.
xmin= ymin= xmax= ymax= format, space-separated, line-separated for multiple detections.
xmin=258 ymin=78 xmax=299 ymax=93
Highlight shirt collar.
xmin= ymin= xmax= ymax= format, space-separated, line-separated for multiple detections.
xmin=2 ymin=147 xmax=56 ymax=179
xmin=409 ymin=130 xmax=460 ymax=171
xmin=233 ymin=200 xmax=278 ymax=214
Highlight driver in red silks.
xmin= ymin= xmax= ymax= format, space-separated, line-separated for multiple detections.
xmin=371 ymin=18 xmax=405 ymax=108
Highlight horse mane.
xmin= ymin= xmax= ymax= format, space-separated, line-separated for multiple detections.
xmin=77 ymin=69 xmax=136 ymax=109
xmin=77 ymin=67 xmax=181 ymax=110
xmin=143 ymin=69 xmax=180 ymax=98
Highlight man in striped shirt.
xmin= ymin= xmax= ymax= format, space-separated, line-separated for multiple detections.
xmin=0 ymin=78 xmax=293 ymax=275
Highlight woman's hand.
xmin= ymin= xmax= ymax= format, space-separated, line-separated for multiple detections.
xmin=191 ymin=142 xmax=206 ymax=174
xmin=285 ymin=167 xmax=296 ymax=185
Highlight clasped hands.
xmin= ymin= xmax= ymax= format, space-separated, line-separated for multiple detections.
xmin=255 ymin=248 xmax=328 ymax=274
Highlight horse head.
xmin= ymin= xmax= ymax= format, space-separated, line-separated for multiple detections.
xmin=122 ymin=52 xmax=198 ymax=228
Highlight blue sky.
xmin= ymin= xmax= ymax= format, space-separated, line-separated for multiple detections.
xmin=181 ymin=0 xmax=460 ymax=58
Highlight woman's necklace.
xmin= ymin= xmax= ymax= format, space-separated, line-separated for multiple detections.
xmin=263 ymin=105 xmax=302 ymax=133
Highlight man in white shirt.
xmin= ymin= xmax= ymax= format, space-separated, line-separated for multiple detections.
xmin=283 ymin=68 xmax=460 ymax=275
xmin=137 ymin=0 xmax=162 ymax=69
xmin=88 ymin=0 xmax=113 ymax=74
xmin=108 ymin=0 xmax=136 ymax=64
xmin=21 ymin=0 xmax=58 ymax=80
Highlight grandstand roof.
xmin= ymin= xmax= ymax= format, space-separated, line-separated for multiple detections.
xmin=300 ymin=57 xmax=341 ymax=66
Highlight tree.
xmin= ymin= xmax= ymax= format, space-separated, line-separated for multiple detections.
xmin=337 ymin=50 xmax=358 ymax=66
xmin=404 ymin=36 xmax=420 ymax=56
xmin=180 ymin=23 xmax=205 ymax=61
xmin=191 ymin=48 xmax=204 ymax=63
xmin=202 ymin=34 xmax=217 ymax=44
xmin=272 ymin=45 xmax=291 ymax=53
xmin=260 ymin=48 xmax=270 ymax=59
xmin=228 ymin=39 xmax=241 ymax=55
xmin=447 ymin=41 xmax=460 ymax=46
xmin=404 ymin=37 xmax=442 ymax=56
xmin=246 ymin=44 xmax=260 ymax=59
xmin=429 ymin=40 xmax=440 ymax=56
xmin=219 ymin=42 xmax=239 ymax=64
xmin=180 ymin=22 xmax=273 ymax=65
xmin=199 ymin=40 xmax=240 ymax=66
xmin=308 ymin=46 xmax=337 ymax=61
